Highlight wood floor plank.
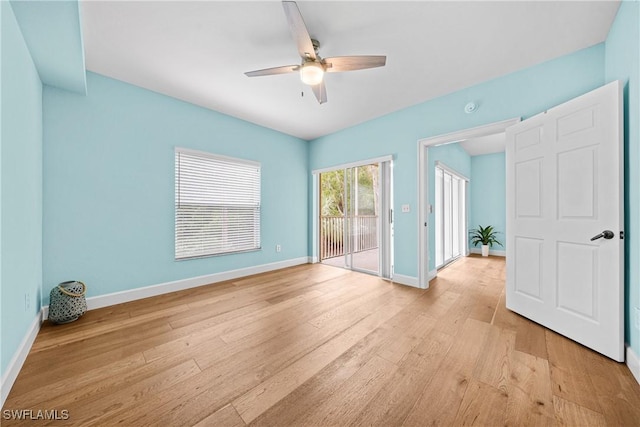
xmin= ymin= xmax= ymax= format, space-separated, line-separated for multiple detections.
xmin=580 ymin=345 xmax=640 ymax=426
xmin=546 ymin=330 xmax=603 ymax=413
xmin=431 ymin=292 xmax=477 ymax=337
xmin=451 ymin=378 xmax=508 ymax=426
xmin=505 ymin=350 xmax=555 ymax=426
xmin=414 ymin=289 xmax=460 ymax=320
xmin=30 ymin=306 xmax=180 ymax=352
xmin=492 ymin=290 xmax=549 ymax=359
xmin=553 ymin=396 xmax=607 ymax=426
xmin=515 ymin=315 xmax=549 ymax=360
xmin=472 ymin=325 xmax=516 ymax=392
xmin=194 ymin=404 xmax=246 ymax=427
xmin=167 ymin=300 xmax=271 ymax=331
xmin=4 ymin=259 xmax=640 ymax=426
xmin=36 ymin=308 xmax=131 ymax=339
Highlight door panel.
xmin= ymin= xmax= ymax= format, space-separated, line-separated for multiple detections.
xmin=435 ymin=169 xmax=443 ymax=267
xmin=557 ymin=147 xmax=597 ymax=219
xmin=348 ymin=164 xmax=380 ymax=274
xmin=515 ymin=159 xmax=543 ymax=218
xmin=514 ymin=126 xmax=543 ymax=151
xmin=513 ymin=236 xmax=543 ymax=301
xmin=556 ymin=242 xmax=597 ymax=320
xmin=506 ymin=81 xmax=623 ymax=361
xmin=556 ymin=105 xmax=597 ymax=139
xmin=443 ymin=172 xmax=452 ymax=262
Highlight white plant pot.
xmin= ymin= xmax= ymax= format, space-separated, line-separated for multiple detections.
xmin=481 ymin=245 xmax=489 ymax=257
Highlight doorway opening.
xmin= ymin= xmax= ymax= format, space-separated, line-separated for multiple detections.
xmin=316 ymin=158 xmax=393 ymax=277
xmin=417 ymin=118 xmax=521 ymax=289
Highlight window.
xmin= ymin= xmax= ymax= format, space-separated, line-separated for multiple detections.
xmin=175 ymin=148 xmax=261 ymax=259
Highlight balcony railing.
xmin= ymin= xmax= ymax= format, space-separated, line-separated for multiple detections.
xmin=320 ymin=215 xmax=378 ymax=260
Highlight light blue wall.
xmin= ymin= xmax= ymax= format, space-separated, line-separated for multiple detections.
xmin=9 ymin=0 xmax=86 ymax=94
xmin=605 ymin=0 xmax=640 ymax=355
xmin=1 ymin=1 xmax=43 ymax=376
xmin=427 ymin=143 xmax=470 ymax=271
xmin=469 ymin=153 xmax=506 ymax=252
xmin=43 ymin=72 xmax=308 ymax=304
xmin=309 ymin=44 xmax=605 ymax=279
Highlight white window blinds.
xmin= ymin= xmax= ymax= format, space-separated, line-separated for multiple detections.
xmin=175 ymin=148 xmax=261 ymax=260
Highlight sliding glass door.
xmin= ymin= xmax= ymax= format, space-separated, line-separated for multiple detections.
xmin=319 ymin=160 xmax=393 ymax=277
xmin=435 ymin=164 xmax=467 ymax=268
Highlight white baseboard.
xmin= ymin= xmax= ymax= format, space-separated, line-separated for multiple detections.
xmin=42 ymin=256 xmax=309 ymax=320
xmin=1 ymin=313 xmax=41 ymax=407
xmin=392 ymin=270 xmax=436 ymax=290
xmin=392 ymin=274 xmax=419 ymax=288
xmin=309 ymin=256 xmax=319 ymax=263
xmin=469 ymin=248 xmax=506 ymax=257
xmin=626 ymin=344 xmax=640 ymax=386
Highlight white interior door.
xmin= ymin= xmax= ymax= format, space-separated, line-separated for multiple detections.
xmin=506 ymin=81 xmax=623 ymax=361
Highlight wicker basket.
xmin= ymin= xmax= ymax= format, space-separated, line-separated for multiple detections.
xmin=49 ymin=281 xmax=87 ymax=324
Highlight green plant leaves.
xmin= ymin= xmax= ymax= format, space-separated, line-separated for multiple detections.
xmin=469 ymin=225 xmax=503 ymax=248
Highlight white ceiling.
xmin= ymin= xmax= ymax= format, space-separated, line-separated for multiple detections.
xmin=460 ymin=132 xmax=506 ymax=156
xmin=80 ymin=1 xmax=619 ymax=141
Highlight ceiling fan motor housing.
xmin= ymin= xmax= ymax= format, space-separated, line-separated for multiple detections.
xmin=300 ymin=61 xmax=325 ymax=85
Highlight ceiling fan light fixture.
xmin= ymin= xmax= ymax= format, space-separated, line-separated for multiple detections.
xmin=300 ymin=62 xmax=324 ymax=85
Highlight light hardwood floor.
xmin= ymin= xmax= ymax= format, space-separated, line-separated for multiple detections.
xmin=3 ymin=256 xmax=640 ymax=426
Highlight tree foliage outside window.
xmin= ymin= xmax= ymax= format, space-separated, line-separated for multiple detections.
xmin=320 ymin=165 xmax=378 ymax=217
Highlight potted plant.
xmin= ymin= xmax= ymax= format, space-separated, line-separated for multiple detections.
xmin=469 ymin=225 xmax=503 ymax=257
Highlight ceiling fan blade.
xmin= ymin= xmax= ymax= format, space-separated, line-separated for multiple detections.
xmin=324 ymin=56 xmax=386 ymax=73
xmin=311 ymin=80 xmax=327 ymax=104
xmin=282 ymin=1 xmax=316 ymax=60
xmin=245 ymin=65 xmax=299 ymax=77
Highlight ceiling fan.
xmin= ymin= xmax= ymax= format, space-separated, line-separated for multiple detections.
xmin=244 ymin=1 xmax=386 ymax=104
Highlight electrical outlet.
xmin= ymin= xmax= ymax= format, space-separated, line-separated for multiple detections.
xmin=25 ymin=292 xmax=31 ymax=311
xmin=276 ymin=244 xmax=281 ymax=253
xmin=635 ymin=307 xmax=640 ymax=330
xmin=401 ymin=204 xmax=410 ymax=213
